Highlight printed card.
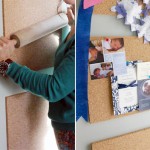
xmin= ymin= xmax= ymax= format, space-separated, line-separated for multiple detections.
xmin=137 ymin=62 xmax=150 ymax=111
xmin=102 ymin=37 xmax=127 ymax=76
xmin=111 ymin=61 xmax=139 ymax=116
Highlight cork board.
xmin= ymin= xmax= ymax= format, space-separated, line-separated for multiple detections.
xmin=2 ymin=0 xmax=60 ymax=149
xmin=93 ymin=0 xmax=116 ymax=15
xmin=6 ymin=93 xmax=52 ymax=150
xmin=88 ymin=36 xmax=150 ymax=123
xmin=92 ymin=128 xmax=150 ymax=150
xmin=3 ymin=0 xmax=60 ymax=70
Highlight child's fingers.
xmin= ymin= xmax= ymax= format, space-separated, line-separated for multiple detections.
xmin=0 ymin=39 xmax=6 ymax=47
xmin=0 ymin=37 xmax=9 ymax=44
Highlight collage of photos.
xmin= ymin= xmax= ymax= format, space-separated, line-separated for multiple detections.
xmin=89 ymin=37 xmax=127 ymax=79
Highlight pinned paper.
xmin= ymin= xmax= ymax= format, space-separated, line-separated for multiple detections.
xmin=84 ymin=0 xmax=104 ymax=9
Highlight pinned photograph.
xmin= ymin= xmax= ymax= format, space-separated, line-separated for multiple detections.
xmin=102 ymin=37 xmax=127 ymax=76
xmin=138 ymin=79 xmax=150 ymax=111
xmin=88 ymin=40 xmax=104 ymax=64
xmin=102 ymin=38 xmax=125 ymax=54
xmin=89 ymin=62 xmax=113 ymax=80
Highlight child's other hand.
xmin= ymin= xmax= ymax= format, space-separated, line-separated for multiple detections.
xmin=0 ymin=36 xmax=17 ymax=61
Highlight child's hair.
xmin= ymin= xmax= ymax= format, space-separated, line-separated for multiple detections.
xmin=89 ymin=41 xmax=95 ymax=48
xmin=101 ymin=63 xmax=106 ymax=68
xmin=114 ymin=38 xmax=124 ymax=48
xmin=106 ymin=63 xmax=111 ymax=67
xmin=93 ymin=68 xmax=100 ymax=75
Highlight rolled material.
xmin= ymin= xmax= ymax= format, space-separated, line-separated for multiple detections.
xmin=10 ymin=13 xmax=68 ymax=48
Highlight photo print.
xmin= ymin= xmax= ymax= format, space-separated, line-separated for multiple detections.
xmin=89 ymin=62 xmax=113 ymax=80
xmin=88 ymin=40 xmax=104 ymax=64
xmin=102 ymin=37 xmax=127 ymax=76
xmin=137 ymin=62 xmax=150 ymax=111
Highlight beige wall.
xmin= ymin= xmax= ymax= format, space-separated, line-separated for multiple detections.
xmin=3 ymin=0 xmax=60 ymax=150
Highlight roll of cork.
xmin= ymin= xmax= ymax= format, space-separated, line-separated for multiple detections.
xmin=10 ymin=13 xmax=68 ymax=48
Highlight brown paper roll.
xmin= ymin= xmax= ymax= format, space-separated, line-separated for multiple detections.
xmin=10 ymin=13 xmax=68 ymax=48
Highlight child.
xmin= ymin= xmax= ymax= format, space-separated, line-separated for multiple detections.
xmin=0 ymin=0 xmax=75 ymax=149
xmin=93 ymin=38 xmax=124 ymax=53
xmin=143 ymin=81 xmax=150 ymax=95
xmin=89 ymin=41 xmax=104 ymax=64
xmin=102 ymin=38 xmax=124 ymax=52
xmin=101 ymin=63 xmax=114 ymax=77
xmin=89 ymin=47 xmax=98 ymax=62
xmin=92 ymin=68 xmax=105 ymax=79
xmin=105 ymin=63 xmax=113 ymax=70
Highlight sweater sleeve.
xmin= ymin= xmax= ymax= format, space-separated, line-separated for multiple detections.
xmin=6 ymin=46 xmax=75 ymax=102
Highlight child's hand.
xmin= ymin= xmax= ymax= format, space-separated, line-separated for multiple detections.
xmin=0 ymin=36 xmax=17 ymax=61
xmin=107 ymin=71 xmax=114 ymax=76
xmin=67 ymin=5 xmax=75 ymax=26
xmin=100 ymin=75 xmax=105 ymax=78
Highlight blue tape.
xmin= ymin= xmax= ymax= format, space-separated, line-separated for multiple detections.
xmin=76 ymin=0 xmax=94 ymax=121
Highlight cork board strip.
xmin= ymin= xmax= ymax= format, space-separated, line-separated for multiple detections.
xmin=6 ymin=92 xmax=50 ymax=150
xmin=93 ymin=0 xmax=116 ymax=15
xmin=88 ymin=36 xmax=150 ymax=123
xmin=92 ymin=128 xmax=150 ymax=150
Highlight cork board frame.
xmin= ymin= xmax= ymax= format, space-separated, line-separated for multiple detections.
xmin=88 ymin=36 xmax=150 ymax=123
xmin=93 ymin=0 xmax=116 ymax=15
xmin=92 ymin=127 xmax=150 ymax=150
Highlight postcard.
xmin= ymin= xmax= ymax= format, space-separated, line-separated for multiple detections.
xmin=89 ymin=62 xmax=113 ymax=80
xmin=102 ymin=37 xmax=127 ymax=76
xmin=111 ymin=61 xmax=138 ymax=115
xmin=137 ymin=62 xmax=150 ymax=80
xmin=137 ymin=62 xmax=150 ymax=111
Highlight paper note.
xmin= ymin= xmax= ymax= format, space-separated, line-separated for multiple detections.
xmin=84 ymin=0 xmax=104 ymax=9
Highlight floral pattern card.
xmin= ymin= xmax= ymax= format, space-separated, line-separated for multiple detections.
xmin=137 ymin=62 xmax=150 ymax=111
xmin=111 ymin=61 xmax=139 ymax=116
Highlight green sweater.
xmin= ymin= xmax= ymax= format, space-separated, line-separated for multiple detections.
xmin=7 ymin=35 xmax=75 ymax=130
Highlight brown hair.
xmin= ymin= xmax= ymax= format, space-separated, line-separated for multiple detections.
xmin=94 ymin=68 xmax=100 ymax=75
xmin=114 ymin=38 xmax=124 ymax=48
xmin=101 ymin=63 xmax=106 ymax=68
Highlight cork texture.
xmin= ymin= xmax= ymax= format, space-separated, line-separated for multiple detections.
xmin=3 ymin=1 xmax=60 ymax=150
xmin=6 ymin=93 xmax=51 ymax=150
xmin=93 ymin=0 xmax=116 ymax=15
xmin=92 ymin=128 xmax=150 ymax=150
xmin=3 ymin=0 xmax=60 ymax=70
xmin=88 ymin=36 xmax=150 ymax=123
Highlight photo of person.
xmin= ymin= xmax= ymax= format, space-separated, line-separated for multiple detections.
xmin=138 ymin=79 xmax=150 ymax=111
xmin=102 ymin=38 xmax=125 ymax=54
xmin=88 ymin=38 xmax=125 ymax=64
xmin=88 ymin=41 xmax=104 ymax=64
xmin=90 ymin=62 xmax=114 ymax=80
xmin=142 ymin=80 xmax=150 ymax=96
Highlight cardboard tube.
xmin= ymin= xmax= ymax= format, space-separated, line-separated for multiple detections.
xmin=10 ymin=13 xmax=68 ymax=48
